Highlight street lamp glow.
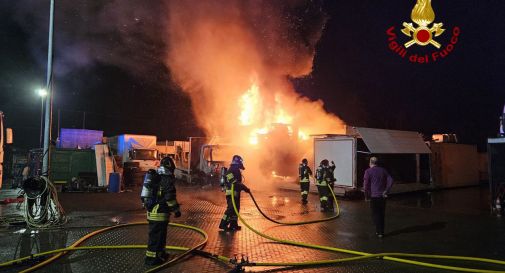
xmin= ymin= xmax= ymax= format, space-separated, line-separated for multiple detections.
xmin=37 ymin=88 xmax=48 ymax=97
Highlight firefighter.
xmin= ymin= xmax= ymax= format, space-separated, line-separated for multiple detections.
xmin=326 ymin=161 xmax=336 ymax=212
xmin=299 ymin=158 xmax=312 ymax=204
xmin=315 ymin=159 xmax=332 ymax=212
xmin=141 ymin=157 xmax=181 ymax=266
xmin=219 ymin=155 xmax=250 ymax=231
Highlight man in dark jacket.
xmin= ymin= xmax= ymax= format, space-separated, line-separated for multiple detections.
xmin=363 ymin=156 xmax=393 ymax=238
xmin=219 ymin=155 xmax=250 ymax=231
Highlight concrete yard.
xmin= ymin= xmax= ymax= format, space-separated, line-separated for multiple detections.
xmin=0 ymin=183 xmax=504 ymax=273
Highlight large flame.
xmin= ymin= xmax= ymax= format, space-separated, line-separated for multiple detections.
xmin=164 ymin=1 xmax=346 ymax=184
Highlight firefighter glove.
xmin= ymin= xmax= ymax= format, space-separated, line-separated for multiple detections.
xmin=174 ymin=210 xmax=182 ymax=218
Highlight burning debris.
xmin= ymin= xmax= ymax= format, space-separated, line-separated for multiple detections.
xmin=164 ymin=0 xmax=345 ymax=182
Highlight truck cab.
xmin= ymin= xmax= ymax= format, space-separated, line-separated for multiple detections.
xmin=129 ymin=148 xmax=159 ymax=172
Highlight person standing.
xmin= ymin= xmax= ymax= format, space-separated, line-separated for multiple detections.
xmin=315 ymin=159 xmax=331 ymax=212
xmin=219 ymin=155 xmax=250 ymax=231
xmin=363 ymin=157 xmax=393 ymax=238
xmin=326 ymin=161 xmax=336 ymax=211
xmin=298 ymin=158 xmax=312 ymax=204
xmin=141 ymin=157 xmax=181 ymax=265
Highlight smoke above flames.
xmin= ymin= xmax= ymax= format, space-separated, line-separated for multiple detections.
xmin=164 ymin=0 xmax=346 ymax=183
xmin=7 ymin=0 xmax=346 ymax=184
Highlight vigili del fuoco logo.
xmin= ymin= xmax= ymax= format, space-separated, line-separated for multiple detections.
xmin=386 ymin=0 xmax=460 ymax=64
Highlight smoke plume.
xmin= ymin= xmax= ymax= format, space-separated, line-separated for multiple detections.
xmin=164 ymin=0 xmax=346 ymax=184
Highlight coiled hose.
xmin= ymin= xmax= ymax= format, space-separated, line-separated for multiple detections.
xmin=22 ymin=176 xmax=67 ymax=228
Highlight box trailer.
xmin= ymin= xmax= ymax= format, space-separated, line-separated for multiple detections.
xmin=314 ymin=127 xmax=432 ymax=196
xmin=430 ymin=142 xmax=480 ymax=188
xmin=108 ymin=134 xmax=158 ymax=172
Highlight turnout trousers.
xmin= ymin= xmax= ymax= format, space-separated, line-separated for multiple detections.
xmin=220 ymin=194 xmax=241 ymax=229
xmin=146 ymin=204 xmax=170 ymax=263
xmin=300 ymin=181 xmax=310 ymax=202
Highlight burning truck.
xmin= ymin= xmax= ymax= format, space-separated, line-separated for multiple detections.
xmin=161 ymin=1 xmax=347 ymax=187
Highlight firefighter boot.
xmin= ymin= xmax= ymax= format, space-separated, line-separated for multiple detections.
xmin=219 ymin=219 xmax=230 ymax=230
xmin=320 ymin=200 xmax=328 ymax=212
xmin=229 ymin=220 xmax=242 ymax=231
xmin=301 ymin=195 xmax=308 ymax=204
xmin=145 ymin=252 xmax=168 ymax=266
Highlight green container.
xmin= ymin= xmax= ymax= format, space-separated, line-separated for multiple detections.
xmin=49 ymin=148 xmax=96 ymax=184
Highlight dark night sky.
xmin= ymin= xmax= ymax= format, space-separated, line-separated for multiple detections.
xmin=1 ymin=0 xmax=504 ymax=150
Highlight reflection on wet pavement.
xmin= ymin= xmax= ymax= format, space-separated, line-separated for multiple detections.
xmin=0 ymin=184 xmax=503 ymax=273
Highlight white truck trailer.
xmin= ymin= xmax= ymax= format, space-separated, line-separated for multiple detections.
xmin=108 ymin=134 xmax=159 ymax=172
xmin=314 ymin=127 xmax=432 ymax=196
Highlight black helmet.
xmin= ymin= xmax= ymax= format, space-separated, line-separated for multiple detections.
xmin=302 ymin=158 xmax=308 ymax=165
xmin=159 ymin=157 xmax=175 ymax=174
xmin=320 ymin=159 xmax=329 ymax=167
xmin=231 ymin=155 xmax=245 ymax=170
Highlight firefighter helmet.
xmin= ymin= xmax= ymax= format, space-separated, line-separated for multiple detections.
xmin=320 ymin=159 xmax=329 ymax=167
xmin=231 ymin=155 xmax=245 ymax=170
xmin=302 ymin=158 xmax=308 ymax=165
xmin=158 ymin=157 xmax=175 ymax=175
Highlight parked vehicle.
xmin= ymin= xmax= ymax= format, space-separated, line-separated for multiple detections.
xmin=108 ymin=134 xmax=159 ymax=172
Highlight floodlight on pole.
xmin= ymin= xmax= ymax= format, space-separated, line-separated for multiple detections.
xmin=37 ymin=88 xmax=47 ymax=148
xmin=37 ymin=88 xmax=48 ymax=97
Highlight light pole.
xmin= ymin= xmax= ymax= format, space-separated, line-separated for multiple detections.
xmin=42 ymin=0 xmax=55 ymax=175
xmin=37 ymin=88 xmax=48 ymax=148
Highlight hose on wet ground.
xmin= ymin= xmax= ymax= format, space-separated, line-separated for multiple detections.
xmin=246 ymin=183 xmax=340 ymax=225
xmin=0 ymin=222 xmax=213 ymax=273
xmin=2 ymin=184 xmax=505 ymax=273
xmin=232 ymin=183 xmax=505 ymax=273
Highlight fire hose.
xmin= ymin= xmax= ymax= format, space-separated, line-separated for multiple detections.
xmin=1 ymin=184 xmax=505 ymax=273
xmin=22 ymin=176 xmax=67 ymax=228
xmin=232 ymin=184 xmax=505 ymax=273
xmin=0 ymin=222 xmax=217 ymax=273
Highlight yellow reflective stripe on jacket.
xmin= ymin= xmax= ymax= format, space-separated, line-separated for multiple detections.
xmin=167 ymin=200 xmax=177 ymax=207
xmin=301 ymin=191 xmax=308 ymax=195
xmin=320 ymin=196 xmax=328 ymax=201
xmin=146 ymin=250 xmax=157 ymax=257
xmin=147 ymin=211 xmax=169 ymax=221
xmin=316 ymin=180 xmax=327 ymax=186
xmin=225 ymin=189 xmax=238 ymax=196
xmin=300 ymin=178 xmax=310 ymax=183
xmin=226 ymin=173 xmax=234 ymax=181
xmin=147 ymin=204 xmax=169 ymax=221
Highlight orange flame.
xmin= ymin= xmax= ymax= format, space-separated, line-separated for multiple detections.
xmin=165 ymin=1 xmax=347 ymax=182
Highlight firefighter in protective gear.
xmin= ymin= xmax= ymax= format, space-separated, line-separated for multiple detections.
xmin=315 ymin=159 xmax=335 ymax=212
xmin=326 ymin=161 xmax=336 ymax=211
xmin=219 ymin=155 xmax=250 ymax=231
xmin=299 ymin=158 xmax=313 ymax=204
xmin=141 ymin=157 xmax=181 ymax=266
